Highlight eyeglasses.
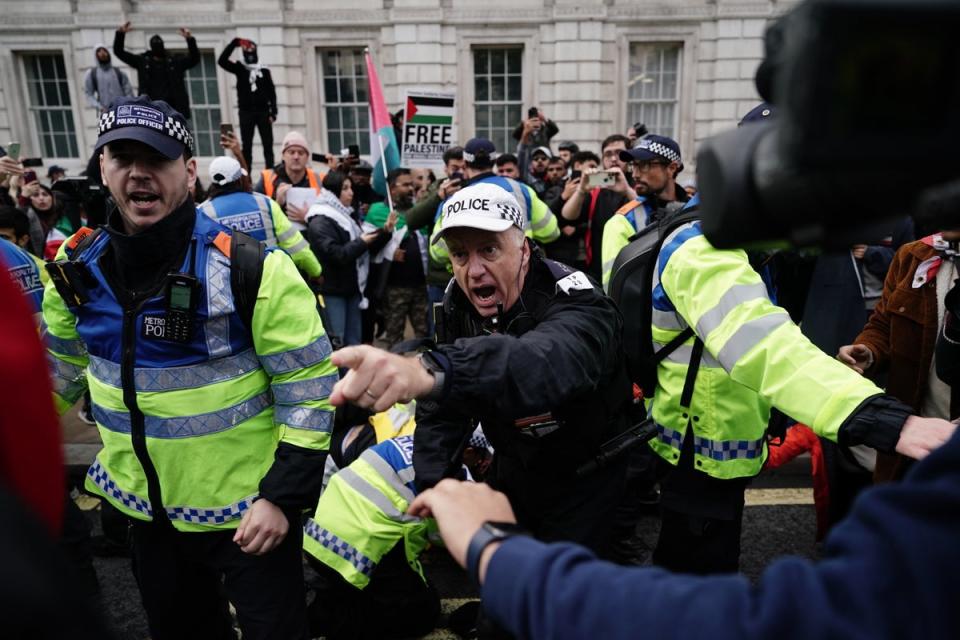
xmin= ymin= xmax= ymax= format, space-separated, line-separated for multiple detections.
xmin=632 ymin=160 xmax=667 ymax=172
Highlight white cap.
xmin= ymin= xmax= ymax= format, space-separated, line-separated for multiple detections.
xmin=432 ymin=182 xmax=525 ymax=244
xmin=208 ymin=156 xmax=247 ymax=186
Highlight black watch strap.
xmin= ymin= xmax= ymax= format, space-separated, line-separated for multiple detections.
xmin=466 ymin=521 xmax=525 ymax=586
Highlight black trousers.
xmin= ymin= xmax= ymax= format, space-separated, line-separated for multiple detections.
xmin=239 ymin=111 xmax=274 ymax=170
xmin=489 ymin=453 xmax=627 ymax=555
xmin=130 ymin=517 xmax=308 ymax=640
xmin=306 ymin=544 xmax=440 ymax=640
xmin=653 ymin=426 xmax=750 ymax=575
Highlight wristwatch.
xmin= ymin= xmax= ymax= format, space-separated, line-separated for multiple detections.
xmin=418 ymin=351 xmax=446 ymax=401
xmin=466 ymin=521 xmax=527 ymax=586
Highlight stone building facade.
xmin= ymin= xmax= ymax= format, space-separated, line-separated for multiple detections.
xmin=0 ymin=0 xmax=792 ymax=174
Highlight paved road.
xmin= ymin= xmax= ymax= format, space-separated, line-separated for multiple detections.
xmin=77 ymin=457 xmax=819 ymax=639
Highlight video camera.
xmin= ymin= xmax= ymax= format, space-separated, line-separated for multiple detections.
xmin=52 ymin=176 xmax=109 ymax=227
xmin=697 ymin=0 xmax=960 ymax=250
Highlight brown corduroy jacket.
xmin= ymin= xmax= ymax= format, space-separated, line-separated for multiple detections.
xmin=855 ymin=239 xmax=959 ymax=479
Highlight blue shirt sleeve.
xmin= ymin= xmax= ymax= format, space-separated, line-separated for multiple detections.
xmin=483 ymin=428 xmax=960 ymax=640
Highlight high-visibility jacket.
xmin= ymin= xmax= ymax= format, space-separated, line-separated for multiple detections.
xmin=649 ymin=200 xmax=882 ymax=479
xmin=1 ymin=237 xmax=47 ymax=316
xmin=198 ymin=191 xmax=322 ymax=278
xmin=41 ymin=211 xmax=337 ymax=532
xmin=429 ymin=174 xmax=560 ymax=267
xmin=260 ymin=167 xmax=322 ymax=200
xmin=303 ymin=435 xmax=433 ymax=589
xmin=600 ymin=199 xmax=654 ymax=292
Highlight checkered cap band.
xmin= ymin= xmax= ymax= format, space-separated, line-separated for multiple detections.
xmin=640 ymin=140 xmax=680 ymax=164
xmin=97 ymin=106 xmax=195 ymax=154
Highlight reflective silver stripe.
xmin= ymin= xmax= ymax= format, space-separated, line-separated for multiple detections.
xmin=272 ymin=374 xmax=338 ymax=404
xmin=286 ymin=238 xmax=309 ymax=255
xmin=715 ymin=312 xmax=790 ymax=372
xmin=91 ymin=391 xmax=271 ymax=438
xmin=694 ymin=434 xmax=765 ymax=461
xmin=275 ymin=405 xmax=334 ymax=432
xmin=205 ymin=248 xmax=234 ymax=358
xmin=48 ymin=354 xmax=86 ymax=402
xmin=359 ymin=448 xmax=416 ymax=505
xmin=695 ymin=282 xmax=770 ymax=339
xmin=655 ymin=422 xmax=684 ymax=449
xmin=88 ymin=349 xmax=262 ymax=391
xmin=260 ymin=337 xmax=332 ymax=375
xmin=304 ymin=518 xmax=376 ymax=576
xmin=40 ymin=322 xmax=87 ymax=356
xmin=652 ymin=308 xmax=687 ymax=331
xmin=338 ymin=467 xmax=417 ymax=522
xmin=166 ymin=494 xmax=256 ymax=524
xmin=198 ymin=200 xmax=218 ymax=220
xmin=277 ymin=227 xmax=299 ymax=244
xmin=88 ymin=459 xmax=153 ymax=516
xmin=653 ymin=341 xmax=721 ymax=369
xmin=255 ymin=194 xmax=277 ymax=247
xmin=530 ymin=209 xmax=555 ymax=231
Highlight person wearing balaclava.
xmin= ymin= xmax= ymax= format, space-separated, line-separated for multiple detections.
xmin=112 ymin=21 xmax=200 ymax=119
xmin=218 ymin=37 xmax=278 ymax=170
xmin=83 ymin=44 xmax=133 ymax=113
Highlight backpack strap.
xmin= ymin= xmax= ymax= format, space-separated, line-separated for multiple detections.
xmin=229 ymin=231 xmax=265 ymax=330
xmin=584 ymin=187 xmax=603 ymax=266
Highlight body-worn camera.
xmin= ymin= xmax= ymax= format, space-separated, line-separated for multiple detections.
xmin=697 ymin=0 xmax=960 ymax=250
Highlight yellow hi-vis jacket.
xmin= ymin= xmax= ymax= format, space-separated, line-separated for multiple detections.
xmin=649 ymin=219 xmax=883 ymax=479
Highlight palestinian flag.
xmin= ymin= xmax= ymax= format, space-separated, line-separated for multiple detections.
xmin=365 ymin=49 xmax=400 ymax=198
xmin=405 ymin=94 xmax=454 ymax=126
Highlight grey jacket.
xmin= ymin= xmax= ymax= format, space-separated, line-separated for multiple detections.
xmin=84 ymin=47 xmax=133 ymax=111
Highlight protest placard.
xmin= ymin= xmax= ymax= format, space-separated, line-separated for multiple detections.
xmin=401 ymin=90 xmax=456 ymax=169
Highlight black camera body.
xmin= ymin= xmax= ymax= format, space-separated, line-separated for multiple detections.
xmin=697 ymin=0 xmax=960 ymax=250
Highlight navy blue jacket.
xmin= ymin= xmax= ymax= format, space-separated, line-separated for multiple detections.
xmin=483 ymin=427 xmax=960 ymax=640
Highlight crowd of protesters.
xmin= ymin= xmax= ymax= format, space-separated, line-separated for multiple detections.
xmin=3 ymin=18 xmax=959 ymax=640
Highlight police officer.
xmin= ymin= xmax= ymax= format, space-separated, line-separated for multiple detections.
xmin=644 ymin=192 xmax=955 ymax=574
xmin=330 ymin=182 xmax=631 ymax=554
xmin=41 ymin=96 xmax=337 ymax=639
xmin=199 ymin=155 xmax=322 ymax=280
xmin=429 ymin=138 xmax=560 ymax=269
xmin=600 ymin=134 xmax=689 ymax=291
xmin=302 ymin=433 xmax=441 ymax=639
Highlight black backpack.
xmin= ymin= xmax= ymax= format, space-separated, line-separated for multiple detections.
xmin=608 ymin=203 xmax=701 ymax=399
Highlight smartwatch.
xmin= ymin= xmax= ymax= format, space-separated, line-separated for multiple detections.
xmin=418 ymin=351 xmax=447 ymax=401
xmin=466 ymin=521 xmax=527 ymax=586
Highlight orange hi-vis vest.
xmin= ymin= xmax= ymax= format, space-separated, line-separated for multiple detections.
xmin=261 ymin=168 xmax=323 ymax=199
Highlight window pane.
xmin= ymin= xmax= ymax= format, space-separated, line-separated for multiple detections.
xmin=473 ymin=47 xmax=523 ymax=145
xmin=321 ymin=48 xmax=369 ymax=159
xmin=507 ymin=104 xmax=522 ymax=128
xmin=491 ymin=49 xmax=505 ymax=75
xmin=475 ymin=50 xmax=488 ymax=75
xmin=507 ymin=50 xmax=522 ymax=75
xmin=23 ymin=53 xmax=79 ymax=158
xmin=491 ymin=76 xmax=505 ymax=101
xmin=179 ymin=51 xmax=221 ymax=157
xmin=626 ymin=43 xmax=682 ymax=136
xmin=507 ymin=76 xmax=521 ymax=102
xmin=475 ymin=77 xmax=489 ymax=102
xmin=340 ymin=77 xmax=355 ymax=103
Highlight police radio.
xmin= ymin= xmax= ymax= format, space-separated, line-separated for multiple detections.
xmin=164 ymin=273 xmax=199 ymax=343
